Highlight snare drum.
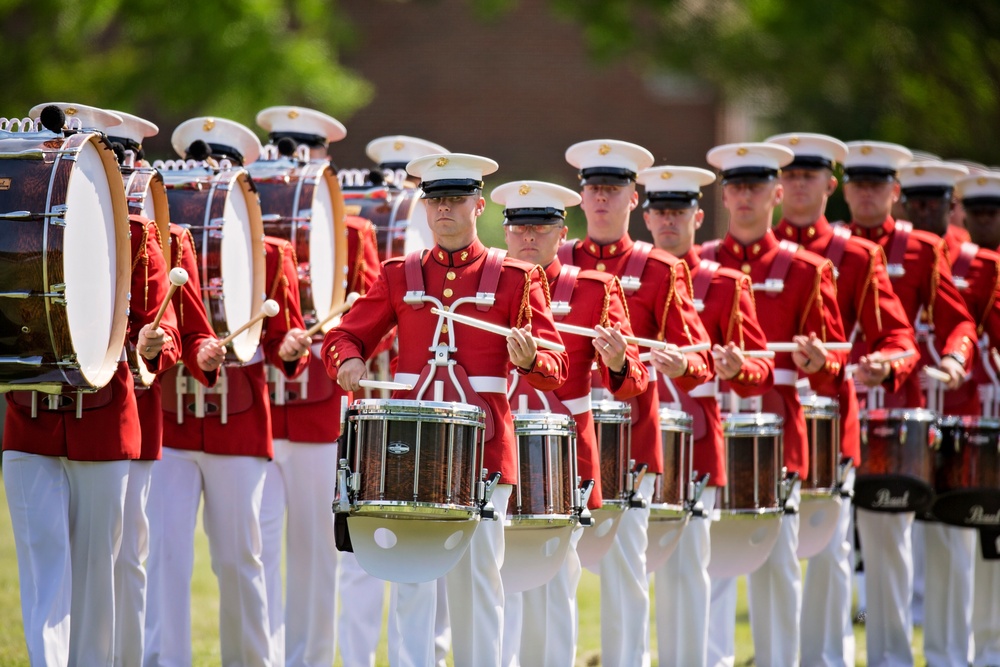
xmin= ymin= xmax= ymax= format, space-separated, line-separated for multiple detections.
xmin=249 ymin=158 xmax=347 ymax=329
xmin=343 ymin=398 xmax=485 ymax=518
xmin=856 ymin=408 xmax=939 ymax=513
xmin=930 ymin=416 xmax=1000 ymax=528
xmin=645 ymin=408 xmax=694 ymax=573
xmin=578 ymin=399 xmax=632 ymax=570
xmin=708 ymin=413 xmax=785 ymax=578
xmin=798 ymin=396 xmax=845 ymax=559
xmin=162 ymin=167 xmax=265 ymax=362
xmin=0 ymin=129 xmax=130 ymax=391
xmin=342 ymin=185 xmax=428 ymax=261
xmin=508 ymin=413 xmax=578 ymax=524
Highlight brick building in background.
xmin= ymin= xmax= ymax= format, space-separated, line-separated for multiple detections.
xmin=331 ymin=0 xmax=744 ymax=242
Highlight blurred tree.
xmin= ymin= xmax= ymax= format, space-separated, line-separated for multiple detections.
xmin=0 ymin=0 xmax=371 ymax=157
xmin=545 ymin=0 xmax=1000 ymax=164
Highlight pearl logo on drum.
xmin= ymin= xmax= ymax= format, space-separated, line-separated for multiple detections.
xmin=871 ymin=488 xmax=910 ymax=509
xmin=387 ymin=441 xmax=411 ymax=455
xmin=965 ymin=505 xmax=1000 ymax=525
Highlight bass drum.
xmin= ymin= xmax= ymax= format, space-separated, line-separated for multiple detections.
xmin=248 ymin=158 xmax=347 ymax=330
xmin=342 ymin=184 xmax=429 ymax=261
xmin=161 ymin=166 xmax=265 ymax=363
xmin=0 ymin=127 xmax=130 ymax=392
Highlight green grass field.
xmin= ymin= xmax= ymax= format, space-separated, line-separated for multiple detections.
xmin=0 ymin=479 xmax=924 ymax=666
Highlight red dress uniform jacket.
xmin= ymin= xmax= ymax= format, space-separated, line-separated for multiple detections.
xmin=4 ymin=216 xmax=178 ymax=461
xmin=703 ymin=229 xmax=847 ymax=481
xmin=775 ymin=217 xmax=918 ymax=464
xmin=661 ymin=248 xmax=774 ymax=488
xmin=269 ymin=215 xmax=381 ymax=443
xmin=851 ymin=216 xmax=977 ymax=408
xmin=129 ymin=216 xmax=182 ymax=460
xmin=322 ymin=238 xmax=568 ymax=484
xmin=942 ymin=235 xmax=1000 ymax=416
xmin=559 ymin=235 xmax=714 ymax=475
xmin=511 ymin=259 xmax=648 ymax=508
xmin=161 ymin=236 xmax=308 ymax=458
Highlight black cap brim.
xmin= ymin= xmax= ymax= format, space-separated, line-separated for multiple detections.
xmin=962 ymin=196 xmax=1000 ymax=209
xmin=843 ymin=167 xmax=896 ymax=183
xmin=579 ymin=167 xmax=636 ymax=186
xmin=786 ymin=155 xmax=834 ymax=170
xmin=420 ymin=178 xmax=483 ymax=198
xmin=901 ymin=186 xmax=953 ymax=199
xmin=502 ymin=207 xmax=566 ymax=225
xmin=644 ymin=192 xmax=700 ymax=210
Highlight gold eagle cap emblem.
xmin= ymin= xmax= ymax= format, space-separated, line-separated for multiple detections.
xmin=790 ymin=136 xmax=800 ymax=145
xmin=65 ymin=107 xmax=77 ymax=116
xmin=915 ymin=166 xmax=925 ymax=175
xmin=860 ymin=145 xmax=873 ymax=155
xmin=287 ymin=109 xmax=299 ymax=119
xmin=436 ymin=157 xmax=449 ymax=167
xmin=393 ymin=141 xmax=404 ymax=151
xmin=660 ymin=171 xmax=672 ymax=179
xmin=598 ymin=144 xmax=611 ymax=155
xmin=737 ymin=147 xmax=748 ymax=156
xmin=203 ymin=119 xmax=216 ymax=132
xmin=519 ymin=184 xmax=531 ymax=196
xmin=978 ymin=176 xmax=988 ymax=185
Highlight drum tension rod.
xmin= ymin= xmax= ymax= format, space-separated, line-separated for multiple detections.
xmin=478 ymin=471 xmax=502 ymax=520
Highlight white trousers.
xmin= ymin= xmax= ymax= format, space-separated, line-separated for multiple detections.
xmin=388 ymin=484 xmax=511 ymax=667
xmin=855 ymin=508 xmax=914 ymax=667
xmin=260 ymin=439 xmax=340 ymax=667
xmin=922 ymin=522 xmax=974 ymax=667
xmin=707 ymin=575 xmax=738 ymax=667
xmin=801 ymin=495 xmax=855 ymax=667
xmin=3 ymin=451 xmax=129 ymax=667
xmin=143 ymin=448 xmax=271 ymax=667
xmin=387 ymin=576 xmax=450 ymax=667
xmin=911 ymin=520 xmax=926 ymax=626
xmin=973 ymin=534 xmax=1000 ymax=666
xmin=599 ymin=473 xmax=654 ymax=667
xmin=518 ymin=526 xmax=584 ymax=667
xmin=115 ymin=459 xmax=154 ymax=667
xmin=337 ymin=551 xmax=386 ymax=667
xmin=747 ymin=486 xmax=802 ymax=667
xmin=501 ymin=590 xmax=523 ymax=667
xmin=653 ymin=487 xmax=717 ymax=667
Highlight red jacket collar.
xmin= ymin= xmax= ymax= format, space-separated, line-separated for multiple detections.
xmin=579 ymin=234 xmax=635 ymax=260
xmin=850 ymin=216 xmax=895 ymax=241
xmin=719 ymin=228 xmax=780 ymax=261
xmin=775 ymin=216 xmax=832 ymax=244
xmin=429 ymin=238 xmax=486 ymax=268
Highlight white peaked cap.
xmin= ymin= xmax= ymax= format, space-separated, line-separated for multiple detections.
xmin=956 ymin=172 xmax=1000 ymax=202
xmin=898 ymin=161 xmax=969 ymax=191
xmin=491 ymin=180 xmax=581 ymax=214
xmin=256 ymin=106 xmax=346 ymax=144
xmin=104 ymin=110 xmax=158 ymax=145
xmin=367 ymin=135 xmax=448 ymax=167
xmin=171 ymin=116 xmax=263 ymax=165
xmin=565 ymin=139 xmax=654 ymax=184
xmin=765 ymin=132 xmax=848 ymax=169
xmin=406 ymin=153 xmax=499 ymax=198
xmin=706 ymin=142 xmax=794 ymax=182
xmin=842 ymin=141 xmax=913 ymax=177
xmin=29 ymin=102 xmax=122 ymax=132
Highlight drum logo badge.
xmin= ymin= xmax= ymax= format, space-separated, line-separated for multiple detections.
xmin=387 ymin=441 xmax=411 ymax=455
xmin=872 ymin=488 xmax=909 ymax=509
xmin=966 ymin=506 xmax=1000 ymax=526
xmin=0 ymin=177 xmax=10 ymax=190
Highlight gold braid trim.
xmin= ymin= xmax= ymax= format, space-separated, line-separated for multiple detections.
xmin=980 ymin=257 xmax=1000 ymax=337
xmin=800 ymin=260 xmax=829 ymax=340
xmin=661 ymin=262 xmax=693 ymax=344
xmin=516 ymin=269 xmax=535 ymax=328
xmin=928 ymin=241 xmax=942 ymax=325
xmin=600 ymin=281 xmax=612 ymax=328
xmin=727 ymin=274 xmax=747 ymax=347
xmin=613 ymin=276 xmax=631 ymax=321
xmin=269 ymin=243 xmax=292 ymax=329
xmin=538 ymin=265 xmax=552 ymax=306
xmin=856 ymin=246 xmax=882 ymax=332
xmin=349 ymin=226 xmax=368 ymax=293
xmin=131 ymin=223 xmax=151 ymax=310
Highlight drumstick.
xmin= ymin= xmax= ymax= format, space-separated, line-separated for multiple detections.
xmin=305 ymin=292 xmax=360 ymax=337
xmin=358 ymin=379 xmax=413 ymax=392
xmin=766 ymin=341 xmax=854 ymax=353
xmin=923 ymin=365 xmax=952 ymax=383
xmin=553 ymin=322 xmax=709 ymax=353
xmin=429 ymin=307 xmax=566 ymax=353
xmin=149 ymin=267 xmax=188 ymax=331
xmin=218 ymin=299 xmax=280 ymax=347
xmin=992 ymin=347 xmax=1000 ymax=371
xmin=639 ymin=347 xmax=773 ymax=364
xmin=844 ymin=349 xmax=916 ymax=375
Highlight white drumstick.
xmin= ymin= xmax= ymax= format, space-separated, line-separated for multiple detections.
xmin=358 ymin=379 xmax=413 ymax=391
xmin=640 ymin=346 xmax=771 ymax=364
xmin=429 ymin=307 xmax=566 ymax=353
xmin=553 ymin=322 xmax=707 ymax=352
xmin=992 ymin=347 xmax=1000 ymax=371
xmin=218 ymin=299 xmax=280 ymax=347
xmin=305 ymin=292 xmax=360 ymax=337
xmin=149 ymin=267 xmax=188 ymax=331
xmin=766 ymin=341 xmax=854 ymax=353
xmin=845 ymin=349 xmax=916 ymax=375
xmin=923 ymin=365 xmax=952 ymax=383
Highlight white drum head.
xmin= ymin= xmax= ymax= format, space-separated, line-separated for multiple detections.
xmin=796 ymin=494 xmax=842 ymax=559
xmin=707 ymin=515 xmax=782 ymax=578
xmin=501 ymin=524 xmax=575 ymax=594
xmin=578 ymin=507 xmax=624 ymax=572
xmin=64 ymin=140 xmax=117 ymax=385
xmin=220 ymin=187 xmax=257 ymax=361
xmin=645 ymin=517 xmax=688 ymax=573
xmin=348 ymin=516 xmax=478 ymax=583
xmin=309 ymin=176 xmax=337 ymax=322
xmin=403 ymin=193 xmax=433 ymax=253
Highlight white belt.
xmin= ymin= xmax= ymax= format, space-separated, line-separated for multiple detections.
xmin=688 ymin=382 xmax=718 ymax=398
xmin=561 ymin=394 xmax=591 ymax=416
xmin=248 ymin=345 xmax=264 ymax=366
xmin=393 ymin=373 xmax=508 ymax=394
xmin=773 ymin=369 xmax=799 ymax=386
